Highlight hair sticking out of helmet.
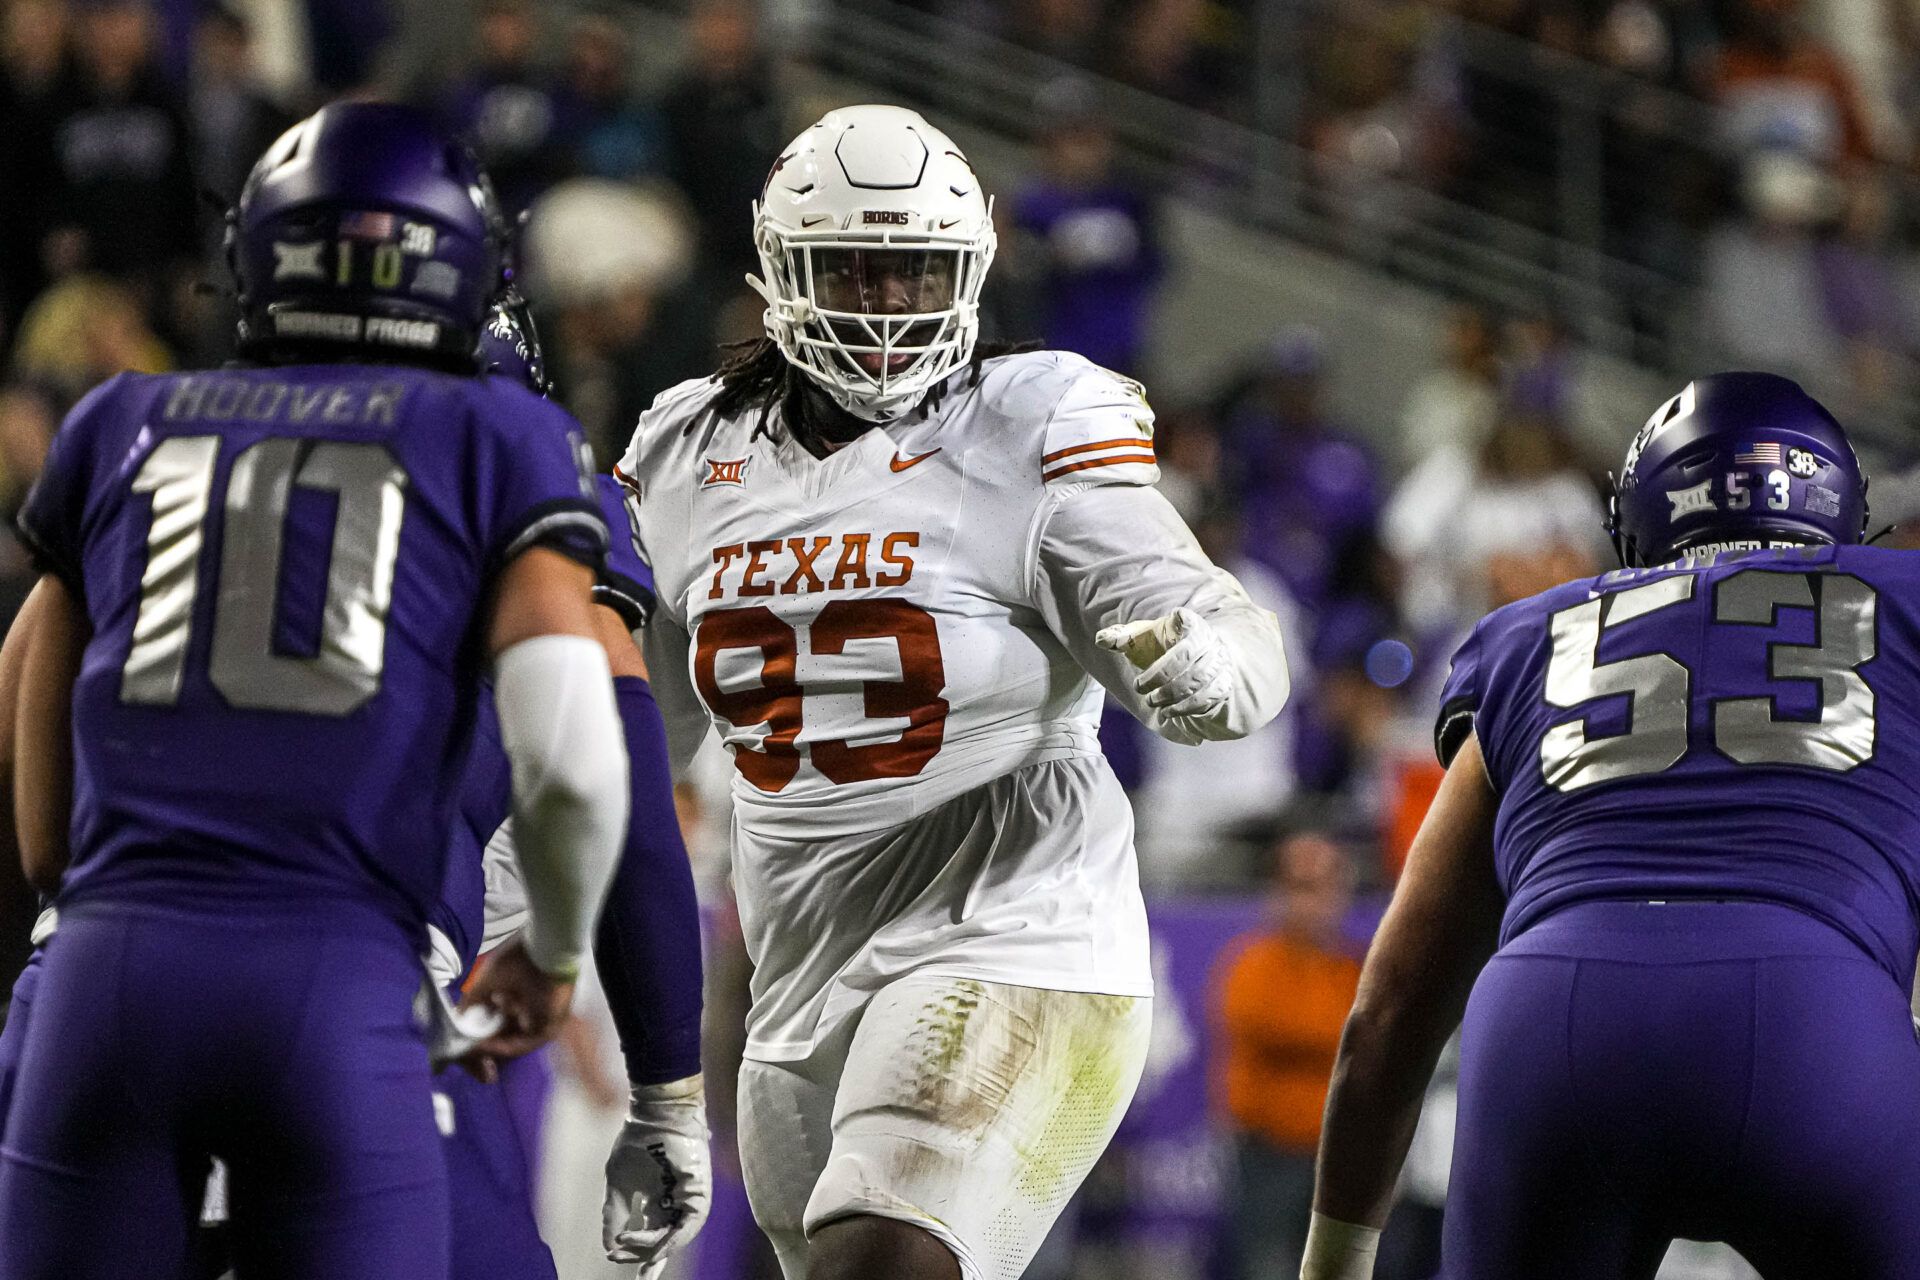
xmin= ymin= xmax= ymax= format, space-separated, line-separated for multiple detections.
xmin=1606 ymin=372 xmax=1869 ymax=568
xmin=478 ymin=290 xmax=550 ymax=396
xmin=227 ymin=101 xmax=509 ymax=370
xmin=749 ymin=104 xmax=996 ymax=423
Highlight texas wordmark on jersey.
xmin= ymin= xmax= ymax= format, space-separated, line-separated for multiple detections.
xmin=621 ymin=351 xmax=1159 ymax=837
xmin=620 ymin=350 xmax=1164 ymax=1059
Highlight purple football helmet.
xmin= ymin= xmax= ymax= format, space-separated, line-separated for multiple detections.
xmin=477 ymin=289 xmax=550 ymax=397
xmin=1607 ymin=372 xmax=1869 ymax=568
xmin=228 ymin=101 xmax=507 ymax=367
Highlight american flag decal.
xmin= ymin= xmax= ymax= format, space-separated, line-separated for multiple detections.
xmin=340 ymin=210 xmax=398 ymax=240
xmin=1734 ymin=442 xmax=1783 ymax=466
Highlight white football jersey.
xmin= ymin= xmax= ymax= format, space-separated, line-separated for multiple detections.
xmin=619 ymin=350 xmax=1279 ymax=1057
xmin=619 ymin=351 xmax=1159 ymax=839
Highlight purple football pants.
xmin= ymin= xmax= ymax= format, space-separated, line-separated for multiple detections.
xmin=0 ymin=949 xmax=43 ymax=1134
xmin=1445 ymin=900 xmax=1920 ymax=1280
xmin=0 ymin=903 xmax=448 ymax=1280
xmin=438 ymin=1043 xmax=556 ymax=1280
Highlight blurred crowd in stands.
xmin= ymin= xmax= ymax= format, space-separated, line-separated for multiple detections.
xmin=915 ymin=0 xmax=1920 ymax=431
xmin=0 ymin=1 xmax=1855 ymax=1276
xmin=3 ymin=0 xmax=1915 ymax=877
xmin=0 ymin=0 xmax=789 ymax=503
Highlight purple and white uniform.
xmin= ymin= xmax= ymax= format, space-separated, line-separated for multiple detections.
xmin=0 ymin=363 xmax=604 ymax=1280
xmin=1437 ymin=542 xmax=1920 ymax=1278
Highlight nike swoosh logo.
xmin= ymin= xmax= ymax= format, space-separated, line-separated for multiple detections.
xmin=801 ymin=214 xmax=833 ymax=227
xmin=890 ymin=448 xmax=941 ymax=473
xmin=937 ymin=218 xmax=961 ymax=230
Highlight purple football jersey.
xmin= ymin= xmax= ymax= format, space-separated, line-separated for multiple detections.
xmin=591 ymin=472 xmax=656 ymax=631
xmin=16 ymin=364 xmax=607 ymax=934
xmin=1439 ymin=543 xmax=1920 ymax=984
xmin=430 ymin=472 xmax=655 ymax=976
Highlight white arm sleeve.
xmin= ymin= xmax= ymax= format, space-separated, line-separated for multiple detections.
xmin=1034 ymin=483 xmax=1292 ymax=742
xmin=639 ymin=614 xmax=709 ymax=778
xmin=493 ymin=634 xmax=628 ymax=978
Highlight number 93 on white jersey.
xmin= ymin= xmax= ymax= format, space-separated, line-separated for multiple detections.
xmin=619 ymin=350 xmax=1160 ymax=841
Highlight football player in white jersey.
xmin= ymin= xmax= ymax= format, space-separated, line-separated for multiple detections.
xmin=615 ymin=104 xmax=1292 ymax=1280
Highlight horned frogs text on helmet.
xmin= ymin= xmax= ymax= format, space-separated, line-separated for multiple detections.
xmin=749 ymin=105 xmax=996 ymax=423
xmin=1606 ymin=371 xmax=1869 ymax=568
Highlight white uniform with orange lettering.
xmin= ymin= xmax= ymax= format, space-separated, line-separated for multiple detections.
xmin=618 ymin=349 xmax=1290 ymax=1279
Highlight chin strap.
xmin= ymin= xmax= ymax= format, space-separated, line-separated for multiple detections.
xmin=747 ymin=271 xmax=819 ymax=332
xmin=744 ymin=271 xmax=782 ymax=314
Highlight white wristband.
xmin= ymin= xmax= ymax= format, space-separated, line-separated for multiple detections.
xmin=631 ymin=1074 xmax=704 ymax=1106
xmin=1300 ymin=1211 xmax=1382 ymax=1280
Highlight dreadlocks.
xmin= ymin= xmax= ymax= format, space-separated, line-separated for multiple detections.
xmin=705 ymin=336 xmax=1040 ymax=445
xmin=709 ymin=338 xmax=795 ymax=427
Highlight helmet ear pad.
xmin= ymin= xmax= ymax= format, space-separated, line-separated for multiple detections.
xmin=230 ymin=102 xmax=508 ymax=367
xmin=1609 ymin=372 xmax=1867 ymax=568
xmin=751 ymin=105 xmax=997 ymax=423
xmin=477 ymin=290 xmax=550 ymax=397
xmin=1604 ymin=470 xmax=1637 ymax=568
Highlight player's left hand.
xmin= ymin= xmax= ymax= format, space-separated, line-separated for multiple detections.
xmin=1097 ymin=607 xmax=1231 ymax=741
xmin=603 ymin=1075 xmax=712 ymax=1272
xmin=457 ymin=935 xmax=576 ymax=1076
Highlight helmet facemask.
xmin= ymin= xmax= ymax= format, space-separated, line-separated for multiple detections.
xmin=753 ymin=208 xmax=995 ymax=423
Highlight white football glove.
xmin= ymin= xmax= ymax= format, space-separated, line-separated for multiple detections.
xmin=603 ymin=1075 xmax=712 ymax=1273
xmin=416 ymin=965 xmax=503 ymax=1072
xmin=1096 ymin=607 xmax=1233 ymax=745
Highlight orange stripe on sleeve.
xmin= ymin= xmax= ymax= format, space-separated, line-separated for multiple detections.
xmin=1042 ymin=452 xmax=1159 ymax=482
xmin=1041 ymin=436 xmax=1155 ymax=465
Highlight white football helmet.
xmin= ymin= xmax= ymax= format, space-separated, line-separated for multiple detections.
xmin=750 ymin=105 xmax=997 ymax=423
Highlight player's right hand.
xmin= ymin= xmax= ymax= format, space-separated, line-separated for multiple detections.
xmin=456 ymin=934 xmax=576 ymax=1077
xmin=1096 ymin=610 xmax=1185 ymax=670
xmin=1097 ymin=606 xmax=1233 ymax=742
xmin=603 ymin=1075 xmax=712 ymax=1273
